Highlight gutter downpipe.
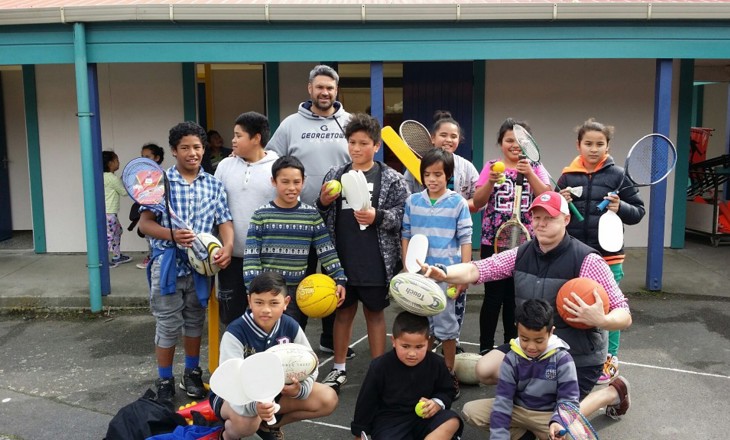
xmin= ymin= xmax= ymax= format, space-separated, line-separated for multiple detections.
xmin=74 ymin=22 xmax=103 ymax=312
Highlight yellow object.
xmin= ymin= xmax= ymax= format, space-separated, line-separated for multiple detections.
xmin=382 ymin=126 xmax=422 ymax=184
xmin=415 ymin=401 xmax=427 ymax=418
xmin=296 ymin=274 xmax=338 ymax=318
xmin=208 ymin=285 xmax=220 ymax=372
xmin=325 ymin=180 xmax=342 ymax=196
xmin=446 ymin=286 xmax=457 ymax=299
xmin=492 ymin=161 xmax=505 ymax=173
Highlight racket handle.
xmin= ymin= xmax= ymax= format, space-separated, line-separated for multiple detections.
xmin=359 ymin=224 xmax=367 ymax=231
xmin=266 ymin=403 xmax=281 ymax=425
xmin=558 ymin=428 xmax=568 ymax=436
xmin=597 ymin=192 xmax=616 ymax=211
xmin=568 ymin=202 xmax=584 ymax=222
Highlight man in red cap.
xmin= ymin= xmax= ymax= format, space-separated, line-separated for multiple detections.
xmin=421 ymin=191 xmax=633 ymax=430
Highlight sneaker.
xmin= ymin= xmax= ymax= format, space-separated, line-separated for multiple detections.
xmin=322 ymin=368 xmax=347 ymax=393
xmin=257 ymin=425 xmax=284 ymax=440
xmin=179 ymin=366 xmax=207 ymax=399
xmin=431 ymin=337 xmax=443 ymax=353
xmin=455 ymin=344 xmax=465 ymax=355
xmin=318 ymin=343 xmax=356 ymax=360
xmin=605 ymin=375 xmax=631 ymax=419
xmin=597 ymin=355 xmax=619 ymax=384
xmin=136 ymin=256 xmax=150 ymax=270
xmin=450 ymin=371 xmax=461 ymax=401
xmin=155 ymin=376 xmax=176 ymax=407
xmin=111 ymin=255 xmax=133 ymax=266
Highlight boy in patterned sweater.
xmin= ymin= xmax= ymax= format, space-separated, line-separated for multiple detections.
xmin=244 ymin=155 xmax=347 ymax=329
xmin=462 ymin=299 xmax=580 ymax=440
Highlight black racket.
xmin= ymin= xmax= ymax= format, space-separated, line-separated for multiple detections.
xmin=399 ymin=120 xmax=434 ymax=158
xmin=596 ymin=133 xmax=677 ymax=211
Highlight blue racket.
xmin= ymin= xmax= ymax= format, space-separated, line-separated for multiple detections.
xmin=555 ymin=402 xmax=599 ymax=440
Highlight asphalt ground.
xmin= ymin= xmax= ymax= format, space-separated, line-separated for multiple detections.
xmin=1 ymin=289 xmax=729 ymax=439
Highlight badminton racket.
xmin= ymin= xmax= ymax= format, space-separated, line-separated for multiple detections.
xmin=512 ymin=124 xmax=584 ymax=222
xmin=555 ymin=401 xmax=599 ymax=440
xmin=399 ymin=120 xmax=434 ymax=158
xmin=596 ymin=133 xmax=677 ymax=211
xmin=122 ymin=158 xmax=209 ymax=260
xmin=493 ymin=159 xmax=530 ymax=253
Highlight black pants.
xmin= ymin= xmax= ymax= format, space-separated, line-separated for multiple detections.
xmin=479 ymin=244 xmax=517 ymax=352
xmin=216 ymin=256 xmax=248 ymax=326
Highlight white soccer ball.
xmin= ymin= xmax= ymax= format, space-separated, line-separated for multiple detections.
xmin=389 ymin=272 xmax=447 ymax=317
xmin=266 ymin=343 xmax=319 ymax=384
xmin=186 ymin=232 xmax=222 ymax=276
xmin=454 ymin=352 xmax=482 ymax=385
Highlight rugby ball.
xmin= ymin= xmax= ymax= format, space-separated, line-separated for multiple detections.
xmin=389 ymin=272 xmax=447 ymax=317
xmin=187 ymin=232 xmax=222 ymax=276
xmin=266 ymin=343 xmax=319 ymax=384
xmin=453 ymin=352 xmax=482 ymax=385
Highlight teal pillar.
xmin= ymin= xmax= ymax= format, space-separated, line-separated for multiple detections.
xmin=73 ymin=23 xmax=103 ymax=312
xmin=671 ymin=59 xmax=694 ymax=249
xmin=265 ymin=63 xmax=280 ymax=131
xmin=22 ymin=65 xmax=46 ymax=253
xmin=182 ymin=63 xmax=197 ymax=122
xmin=471 ymin=61 xmax=486 ymax=250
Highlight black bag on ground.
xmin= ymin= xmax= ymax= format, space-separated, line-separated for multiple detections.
xmin=104 ymin=388 xmax=186 ymax=440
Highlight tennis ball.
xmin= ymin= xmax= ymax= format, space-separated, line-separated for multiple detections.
xmin=446 ymin=286 xmax=457 ymax=299
xmin=496 ymin=176 xmax=506 ymax=185
xmin=415 ymin=401 xmax=427 ymax=418
xmin=325 ymin=180 xmax=342 ymax=196
xmin=491 ymin=161 xmax=506 ymax=173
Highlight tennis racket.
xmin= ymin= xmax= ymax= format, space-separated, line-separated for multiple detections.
xmin=122 ymin=158 xmax=209 ymax=260
xmin=512 ymin=124 xmax=585 ymax=222
xmin=494 ymin=163 xmax=531 ymax=253
xmin=399 ymin=120 xmax=434 ymax=158
xmin=596 ymin=133 xmax=677 ymax=211
xmin=555 ymin=402 xmax=599 ymax=440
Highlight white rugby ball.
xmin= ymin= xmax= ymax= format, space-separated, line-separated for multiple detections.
xmin=266 ymin=343 xmax=319 ymax=384
xmin=389 ymin=272 xmax=447 ymax=317
xmin=454 ymin=352 xmax=482 ymax=385
xmin=187 ymin=232 xmax=222 ymax=276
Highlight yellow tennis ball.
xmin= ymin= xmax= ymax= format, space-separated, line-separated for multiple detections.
xmin=446 ymin=286 xmax=457 ymax=299
xmin=415 ymin=401 xmax=427 ymax=418
xmin=492 ymin=161 xmax=506 ymax=173
xmin=325 ymin=180 xmax=342 ymax=196
xmin=496 ymin=176 xmax=506 ymax=185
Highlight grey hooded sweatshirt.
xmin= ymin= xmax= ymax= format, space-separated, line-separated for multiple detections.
xmin=266 ymin=101 xmax=351 ymax=205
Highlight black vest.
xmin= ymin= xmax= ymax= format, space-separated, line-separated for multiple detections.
xmin=514 ymin=234 xmax=607 ymax=367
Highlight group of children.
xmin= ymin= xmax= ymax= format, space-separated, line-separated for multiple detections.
xmin=103 ymin=107 xmax=642 ymax=439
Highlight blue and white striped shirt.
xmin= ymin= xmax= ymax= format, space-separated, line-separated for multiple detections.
xmin=402 ymin=189 xmax=472 ymax=267
xmin=143 ymin=166 xmax=232 ymax=277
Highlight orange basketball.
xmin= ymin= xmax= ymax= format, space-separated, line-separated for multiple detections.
xmin=556 ymin=277 xmax=610 ymax=330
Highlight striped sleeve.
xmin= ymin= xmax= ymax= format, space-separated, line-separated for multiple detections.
xmin=490 ymin=354 xmax=518 ymax=440
xmin=579 ymin=253 xmax=629 ymax=311
xmin=456 ymin=198 xmax=473 ymax=245
xmin=243 ymin=210 xmax=264 ymax=288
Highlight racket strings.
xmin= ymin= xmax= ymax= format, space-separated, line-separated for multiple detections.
xmin=558 ymin=405 xmax=599 ymax=440
xmin=512 ymin=125 xmax=540 ymax=161
xmin=627 ymin=136 xmax=677 ymax=184
xmin=495 ymin=224 xmax=529 ymax=253
xmin=400 ymin=122 xmax=433 ymax=156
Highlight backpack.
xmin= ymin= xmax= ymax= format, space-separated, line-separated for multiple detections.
xmin=104 ymin=389 xmax=187 ymax=440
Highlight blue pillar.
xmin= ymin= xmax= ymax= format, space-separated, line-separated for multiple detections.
xmin=87 ymin=64 xmax=111 ymax=296
xmin=646 ymin=59 xmax=673 ymax=291
xmin=74 ymin=23 xmax=103 ymax=312
xmin=370 ymin=62 xmax=384 ymax=162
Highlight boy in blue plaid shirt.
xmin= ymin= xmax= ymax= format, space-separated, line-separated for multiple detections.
xmin=139 ymin=121 xmax=234 ymax=407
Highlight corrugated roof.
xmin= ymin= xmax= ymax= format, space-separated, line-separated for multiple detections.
xmin=1 ymin=0 xmax=729 ymax=8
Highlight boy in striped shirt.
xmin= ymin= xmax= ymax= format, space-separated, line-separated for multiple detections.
xmin=401 ymin=148 xmax=472 ymax=399
xmin=244 ymin=155 xmax=347 ymax=329
xmin=462 ymin=299 xmax=580 ymax=440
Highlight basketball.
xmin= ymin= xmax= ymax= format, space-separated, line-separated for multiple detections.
xmin=556 ymin=277 xmax=610 ymax=330
xmin=187 ymin=233 xmax=222 ymax=277
xmin=389 ymin=272 xmax=447 ymax=317
xmin=296 ymin=274 xmax=338 ymax=318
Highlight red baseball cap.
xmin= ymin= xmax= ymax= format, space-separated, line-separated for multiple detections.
xmin=529 ymin=191 xmax=569 ymax=217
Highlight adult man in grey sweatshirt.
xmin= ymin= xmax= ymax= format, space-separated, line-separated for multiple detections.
xmin=266 ymin=65 xmax=354 ymax=358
